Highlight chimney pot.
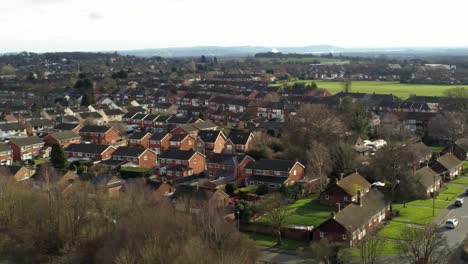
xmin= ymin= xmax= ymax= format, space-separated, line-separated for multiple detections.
xmin=331 ymin=212 xmax=336 ymax=219
xmin=339 ymin=173 xmax=344 ymax=181
xmin=336 ymin=203 xmax=341 ymax=212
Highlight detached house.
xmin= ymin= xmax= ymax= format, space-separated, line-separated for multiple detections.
xmin=320 ymin=173 xmax=371 ymax=208
xmin=0 ymin=143 xmax=13 ymax=165
xmin=244 ymin=159 xmax=305 ymax=189
xmin=430 ymin=153 xmax=463 ymax=180
xmin=194 ymin=130 xmax=226 ymax=155
xmin=159 ymin=149 xmax=206 ymax=178
xmin=79 ymin=125 xmax=121 ymax=145
xmin=9 ymin=136 xmax=45 ymax=161
xmin=64 ymin=143 xmax=115 ymax=162
xmin=127 ymin=132 xmax=152 ymax=148
xmin=312 ymin=189 xmax=390 ymax=247
xmin=111 ymin=147 xmax=157 ymax=168
xmin=224 ymin=131 xmax=254 ymax=154
xmin=43 ymin=131 xmax=81 ymax=148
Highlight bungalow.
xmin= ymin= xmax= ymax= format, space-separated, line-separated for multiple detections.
xmin=149 ymin=132 xmax=172 ymax=154
xmin=0 ymin=143 xmax=13 ymax=165
xmin=79 ymin=125 xmax=121 ymax=145
xmin=430 ymin=153 xmax=463 ymax=180
xmin=415 ymin=167 xmax=442 ymax=197
xmin=320 ymin=173 xmax=371 ymax=208
xmin=224 ymin=131 xmax=254 ymax=154
xmin=206 ymin=153 xmax=254 ymax=181
xmin=312 ymin=189 xmax=390 ymax=247
xmin=244 ymin=159 xmax=305 ymax=189
xmin=171 ymin=185 xmax=229 ymax=212
xmin=111 ymin=147 xmax=157 ymax=168
xmin=64 ymin=143 xmax=116 ymax=162
xmin=168 ymin=133 xmax=195 ymax=151
xmin=43 ymin=131 xmax=81 ymax=148
xmin=159 ymin=149 xmax=206 ymax=178
xmin=8 ymin=136 xmax=45 ymax=161
xmin=127 ymin=132 xmax=152 ymax=148
xmin=194 ymin=130 xmax=226 ymax=155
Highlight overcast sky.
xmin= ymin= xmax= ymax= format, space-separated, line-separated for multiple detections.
xmin=1 ymin=0 xmax=468 ymax=52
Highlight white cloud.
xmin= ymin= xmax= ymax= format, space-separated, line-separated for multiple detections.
xmin=87 ymin=11 xmax=104 ymax=19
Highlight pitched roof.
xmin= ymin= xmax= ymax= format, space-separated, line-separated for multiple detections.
xmin=128 ymin=132 xmax=151 ymax=140
xmin=244 ymin=159 xmax=302 ymax=172
xmin=159 ymin=149 xmax=197 ymax=160
xmin=80 ymin=125 xmax=112 ymax=133
xmin=64 ymin=143 xmax=112 ymax=154
xmin=55 ymin=123 xmax=81 ymax=131
xmin=197 ymin=130 xmax=224 ymax=143
xmin=112 ymin=146 xmax=147 ymax=157
xmin=228 ymin=131 xmax=252 ymax=145
xmin=150 ymin=132 xmax=171 ymax=141
xmin=193 ymin=120 xmax=218 ymax=130
xmin=79 ymin=112 xmax=103 ymax=119
xmin=334 ymin=190 xmax=389 ymax=232
xmin=104 ymin=109 xmax=125 ymax=116
xmin=436 ymin=153 xmax=462 ymax=170
xmin=336 ymin=173 xmax=371 ymax=197
xmin=169 ymin=133 xmax=190 ymax=142
xmin=0 ymin=143 xmax=11 ymax=153
xmin=0 ymin=122 xmax=24 ymax=131
xmin=10 ymin=136 xmax=44 ymax=147
xmin=416 ymin=167 xmax=441 ymax=189
xmin=47 ymin=131 xmax=80 ymax=141
xmin=171 ymin=185 xmax=225 ymax=201
xmin=207 ymin=153 xmax=248 ymax=166
xmin=248 ymin=174 xmax=288 ymax=184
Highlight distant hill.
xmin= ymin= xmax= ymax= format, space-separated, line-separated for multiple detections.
xmin=116 ymin=45 xmax=468 ymax=58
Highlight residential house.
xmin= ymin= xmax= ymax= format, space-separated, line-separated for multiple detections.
xmin=320 ymin=173 xmax=371 ymax=208
xmin=224 ymin=131 xmax=254 ymax=154
xmin=149 ymin=132 xmax=172 ymax=154
xmin=8 ymin=136 xmax=45 ymax=161
xmin=127 ymin=132 xmax=152 ymax=148
xmin=54 ymin=123 xmax=83 ymax=133
xmin=415 ymin=167 xmax=442 ymax=197
xmin=79 ymin=125 xmax=121 ymax=145
xmin=0 ymin=165 xmax=35 ymax=181
xmin=103 ymin=109 xmax=125 ymax=122
xmin=442 ymin=138 xmax=468 ymax=161
xmin=27 ymin=119 xmax=55 ymax=136
xmin=147 ymin=180 xmax=175 ymax=196
xmin=206 ymin=153 xmax=254 ymax=181
xmin=43 ymin=131 xmax=81 ymax=148
xmin=168 ymin=133 xmax=195 ymax=151
xmin=430 ymin=153 xmax=463 ymax=180
xmin=0 ymin=143 xmax=13 ymax=165
xmin=64 ymin=143 xmax=116 ymax=162
xmin=194 ymin=130 xmax=226 ymax=155
xmin=312 ymin=189 xmax=390 ymax=247
xmin=111 ymin=147 xmax=157 ymax=168
xmin=0 ymin=122 xmax=27 ymax=139
xmin=244 ymin=159 xmax=305 ymax=189
xmin=158 ymin=149 xmax=206 ymax=178
xmin=171 ymin=185 xmax=229 ymax=212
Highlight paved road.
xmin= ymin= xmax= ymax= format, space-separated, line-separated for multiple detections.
xmin=257 ymin=246 xmax=302 ymax=263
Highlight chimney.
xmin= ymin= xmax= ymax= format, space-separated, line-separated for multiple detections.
xmin=336 ymin=203 xmax=341 ymax=213
xmin=331 ymin=212 xmax=336 ymax=219
xmin=339 ymin=173 xmax=344 ymax=181
xmin=357 ymin=189 xmax=362 ymax=206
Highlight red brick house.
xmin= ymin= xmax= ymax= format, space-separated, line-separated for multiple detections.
xmin=159 ymin=149 xmax=206 ymax=178
xmin=206 ymin=153 xmax=254 ymax=181
xmin=171 ymin=124 xmax=199 ymax=136
xmin=168 ymin=133 xmax=195 ymax=151
xmin=194 ymin=130 xmax=226 ymax=155
xmin=9 ymin=136 xmax=45 ymax=161
xmin=111 ymin=147 xmax=157 ymax=168
xmin=127 ymin=132 xmax=152 ymax=148
xmin=430 ymin=153 xmax=463 ymax=181
xmin=149 ymin=132 xmax=172 ymax=154
xmin=79 ymin=125 xmax=121 ymax=145
xmin=171 ymin=185 xmax=229 ymax=212
xmin=64 ymin=143 xmax=116 ymax=162
xmin=312 ymin=189 xmax=390 ymax=247
xmin=319 ymin=173 xmax=371 ymax=208
xmin=223 ymin=132 xmax=254 ymax=154
xmin=126 ymin=113 xmax=147 ymax=127
xmin=0 ymin=143 xmax=13 ymax=165
xmin=142 ymin=114 xmax=159 ymax=128
xmin=244 ymin=159 xmax=305 ymax=189
xmin=43 ymin=131 xmax=81 ymax=148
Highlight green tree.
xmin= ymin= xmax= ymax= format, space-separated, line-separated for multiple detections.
xmin=225 ymin=183 xmax=238 ymax=196
xmin=235 ymin=200 xmax=255 ymax=222
xmin=50 ymin=144 xmax=67 ymax=168
xmin=245 ymin=146 xmax=272 ymax=160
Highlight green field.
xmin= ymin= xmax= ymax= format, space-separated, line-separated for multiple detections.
xmin=346 ymin=240 xmax=401 ymax=257
xmin=270 ymin=80 xmax=468 ymax=99
xmin=248 ymin=233 xmax=308 ymax=250
xmin=452 ymin=177 xmax=468 ymax=185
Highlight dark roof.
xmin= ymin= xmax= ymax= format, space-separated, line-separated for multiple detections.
xmin=155 ymin=115 xmax=170 ymax=122
xmin=153 ymin=102 xmax=174 ymax=109
xmin=244 ymin=159 xmax=301 ymax=172
xmin=122 ymin=112 xmax=137 ymax=119
xmin=10 ymin=136 xmax=44 ymax=147
xmin=142 ymin=114 xmax=159 ymax=121
xmin=104 ymin=109 xmax=125 ymax=116
xmin=436 ymin=153 xmax=461 ymax=170
xmin=126 ymin=106 xmax=146 ymax=113
xmin=0 ymin=143 xmax=10 ymax=152
xmin=64 ymin=143 xmax=112 ymax=154
xmin=55 ymin=123 xmax=81 ymax=131
xmin=159 ymin=149 xmax=196 ymax=160
xmin=197 ymin=130 xmax=223 ymax=143
xmin=79 ymin=112 xmax=103 ymax=119
xmin=169 ymin=133 xmax=189 ymax=142
xmin=228 ymin=132 xmax=252 ymax=145
xmin=150 ymin=132 xmax=171 ymax=141
xmin=336 ymin=173 xmax=371 ymax=197
xmin=0 ymin=122 xmax=24 ymax=131
xmin=333 ymin=190 xmax=389 ymax=233
xmin=193 ymin=120 xmax=218 ymax=130
xmin=131 ymin=113 xmax=147 ymax=120
xmin=128 ymin=132 xmax=151 ymax=140
xmin=207 ymin=153 xmax=248 ymax=166
xmin=80 ymin=125 xmax=112 ymax=133
xmin=28 ymin=119 xmax=55 ymax=127
xmin=416 ymin=167 xmax=441 ymax=189
xmin=48 ymin=131 xmax=80 ymax=141
xmin=112 ymin=146 xmax=147 ymax=157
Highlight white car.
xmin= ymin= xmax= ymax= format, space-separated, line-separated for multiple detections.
xmin=445 ymin=219 xmax=459 ymax=229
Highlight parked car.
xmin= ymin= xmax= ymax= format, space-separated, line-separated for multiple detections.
xmin=456 ymin=198 xmax=464 ymax=207
xmin=465 ymin=188 xmax=468 ymax=195
xmin=445 ymin=219 xmax=459 ymax=229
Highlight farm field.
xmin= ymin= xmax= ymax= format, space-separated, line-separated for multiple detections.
xmin=270 ymin=80 xmax=468 ymax=99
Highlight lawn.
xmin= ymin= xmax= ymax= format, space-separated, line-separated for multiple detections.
xmin=235 ymin=185 xmax=258 ymax=194
xmin=120 ymin=167 xmax=151 ymax=173
xmin=248 ymin=233 xmax=308 ymax=251
xmin=429 ymin=146 xmax=443 ymax=153
xmin=270 ymin=80 xmax=468 ymax=99
xmin=463 ymin=161 xmax=468 ymax=171
xmin=437 ymin=193 xmax=457 ymax=201
xmin=377 ymin=221 xmax=414 ymax=240
xmin=452 ymin=177 xmax=468 ymax=185
xmin=391 ymin=204 xmax=438 ymax=225
xmin=257 ymin=194 xmax=331 ymax=227
xmin=406 ymin=199 xmax=450 ymax=209
xmin=346 ymin=240 xmax=401 ymax=257
xmin=442 ymin=185 xmax=465 ymax=195
xmin=34 ymin=158 xmax=49 ymax=165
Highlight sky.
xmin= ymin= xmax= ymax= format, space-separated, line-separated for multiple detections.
xmin=1 ymin=0 xmax=468 ymax=52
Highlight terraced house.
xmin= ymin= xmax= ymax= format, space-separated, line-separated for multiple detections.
xmin=79 ymin=125 xmax=121 ymax=144
xmin=111 ymin=147 xmax=157 ymax=168
xmin=43 ymin=131 xmax=81 ymax=148
xmin=8 ymin=136 xmax=45 ymax=161
xmin=127 ymin=132 xmax=152 ymax=148
xmin=149 ymin=132 xmax=172 ymax=154
xmin=158 ymin=149 xmax=206 ymax=178
xmin=244 ymin=159 xmax=305 ymax=189
xmin=64 ymin=143 xmax=115 ymax=162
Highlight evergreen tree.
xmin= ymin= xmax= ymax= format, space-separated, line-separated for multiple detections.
xmin=50 ymin=144 xmax=67 ymax=168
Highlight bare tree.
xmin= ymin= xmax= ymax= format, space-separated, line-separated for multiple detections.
xmin=306 ymin=141 xmax=332 ymax=190
xmin=258 ymin=193 xmax=292 ymax=245
xmin=303 ymin=238 xmax=338 ymax=264
xmin=444 ymin=87 xmax=468 ymax=114
xmin=358 ymin=235 xmax=384 ymax=264
xmin=428 ymin=112 xmax=467 ymax=143
xmin=399 ymin=224 xmax=452 ymax=264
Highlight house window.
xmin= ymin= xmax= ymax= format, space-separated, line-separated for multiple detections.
xmin=293 ymin=170 xmax=297 ymax=176
xmin=342 ymin=234 xmax=347 ymax=240
xmin=193 ymin=159 xmax=197 ymax=164
xmin=320 ymin=232 xmax=324 ymax=238
xmin=325 ymin=195 xmax=329 ymax=200
xmin=144 ymin=156 xmax=148 ymax=161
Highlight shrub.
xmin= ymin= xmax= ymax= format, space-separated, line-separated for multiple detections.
xmin=255 ymin=184 xmax=269 ymax=196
